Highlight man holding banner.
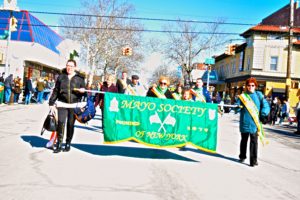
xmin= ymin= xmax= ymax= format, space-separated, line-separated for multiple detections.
xmin=125 ymin=75 xmax=146 ymax=96
xmin=235 ymin=77 xmax=270 ymax=167
xmin=190 ymin=78 xmax=212 ymax=103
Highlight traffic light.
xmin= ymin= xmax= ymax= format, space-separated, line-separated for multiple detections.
xmin=122 ymin=47 xmax=132 ymax=56
xmin=225 ymin=44 xmax=236 ymax=55
xmin=225 ymin=45 xmax=231 ymax=55
xmin=230 ymin=45 xmax=236 ymax=55
xmin=10 ymin=17 xmax=18 ymax=32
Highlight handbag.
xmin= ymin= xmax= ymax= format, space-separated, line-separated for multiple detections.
xmin=41 ymin=110 xmax=57 ymax=135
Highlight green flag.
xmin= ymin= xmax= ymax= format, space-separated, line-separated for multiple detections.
xmin=104 ymin=93 xmax=218 ymax=153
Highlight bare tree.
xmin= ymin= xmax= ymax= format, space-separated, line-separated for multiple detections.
xmin=60 ymin=0 xmax=144 ymax=77
xmin=161 ymin=19 xmax=225 ymax=86
xmin=151 ymin=64 xmax=179 ymax=86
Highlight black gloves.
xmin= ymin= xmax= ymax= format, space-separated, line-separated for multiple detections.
xmin=259 ymin=115 xmax=268 ymax=124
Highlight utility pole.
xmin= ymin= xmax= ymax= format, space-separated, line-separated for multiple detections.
xmin=286 ymin=0 xmax=294 ymax=100
xmin=4 ymin=11 xmax=12 ymax=75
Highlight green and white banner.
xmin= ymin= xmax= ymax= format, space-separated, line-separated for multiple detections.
xmin=104 ymin=93 xmax=218 ymax=153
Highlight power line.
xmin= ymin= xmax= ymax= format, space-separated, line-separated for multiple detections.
xmin=0 ymin=22 xmax=241 ymax=35
xmin=29 ymin=10 xmax=256 ymax=26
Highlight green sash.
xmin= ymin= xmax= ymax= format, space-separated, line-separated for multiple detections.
xmin=190 ymin=89 xmax=206 ymax=102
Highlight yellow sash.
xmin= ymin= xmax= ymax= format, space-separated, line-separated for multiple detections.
xmin=0 ymin=85 xmax=4 ymax=92
xmin=151 ymin=87 xmax=166 ymax=99
xmin=190 ymin=89 xmax=206 ymax=102
xmin=127 ymin=85 xmax=136 ymax=95
xmin=172 ymin=93 xmax=181 ymax=100
xmin=239 ymin=93 xmax=268 ymax=145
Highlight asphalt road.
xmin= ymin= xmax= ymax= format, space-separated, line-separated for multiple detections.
xmin=0 ymin=103 xmax=299 ymax=200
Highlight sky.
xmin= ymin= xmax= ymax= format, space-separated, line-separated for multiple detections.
xmin=11 ymin=0 xmax=292 ymax=76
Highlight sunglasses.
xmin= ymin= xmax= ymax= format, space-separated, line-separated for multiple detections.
xmin=160 ymin=82 xmax=167 ymax=85
xmin=247 ymin=84 xmax=255 ymax=87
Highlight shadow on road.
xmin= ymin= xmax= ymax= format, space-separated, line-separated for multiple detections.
xmin=264 ymin=126 xmax=300 ymax=139
xmin=73 ymin=143 xmax=198 ymax=162
xmin=20 ymin=135 xmax=197 ymax=162
xmin=21 ymin=135 xmax=49 ymax=148
xmin=74 ymin=124 xmax=101 ymax=132
xmin=179 ymin=147 xmax=241 ymax=164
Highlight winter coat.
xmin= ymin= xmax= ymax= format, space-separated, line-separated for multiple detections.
xmin=4 ymin=75 xmax=13 ymax=88
xmin=95 ymin=82 xmax=118 ymax=108
xmin=24 ymin=79 xmax=34 ymax=95
xmin=236 ymin=91 xmax=270 ymax=134
xmin=49 ymin=69 xmax=85 ymax=106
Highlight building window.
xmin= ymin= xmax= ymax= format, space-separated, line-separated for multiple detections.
xmin=246 ymin=38 xmax=253 ymax=47
xmin=270 ymin=56 xmax=278 ymax=71
xmin=239 ymin=52 xmax=244 ymax=71
xmin=232 ymin=60 xmax=236 ymax=74
xmin=247 ymin=56 xmax=251 ymax=71
xmin=226 ymin=64 xmax=229 ymax=76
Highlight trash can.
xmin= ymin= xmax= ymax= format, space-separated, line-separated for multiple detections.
xmin=0 ymin=82 xmax=4 ymax=104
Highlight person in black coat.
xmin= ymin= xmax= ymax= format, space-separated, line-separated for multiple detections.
xmin=49 ymin=59 xmax=86 ymax=153
xmin=146 ymin=76 xmax=173 ymax=99
xmin=24 ymin=77 xmax=34 ymax=105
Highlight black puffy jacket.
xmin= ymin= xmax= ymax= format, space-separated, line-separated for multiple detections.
xmin=49 ymin=69 xmax=85 ymax=106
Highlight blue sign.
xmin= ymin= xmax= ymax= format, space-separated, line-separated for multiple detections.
xmin=205 ymin=58 xmax=215 ymax=65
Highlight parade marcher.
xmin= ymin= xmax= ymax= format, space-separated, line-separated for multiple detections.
xmin=24 ymin=77 xmax=34 ymax=105
xmin=172 ymin=83 xmax=183 ymax=100
xmin=125 ymin=75 xmax=146 ymax=96
xmin=190 ymin=78 xmax=212 ymax=103
xmin=182 ymin=89 xmax=192 ymax=101
xmin=235 ymin=77 xmax=270 ymax=167
xmin=116 ymin=70 xmax=131 ymax=93
xmin=4 ymin=74 xmax=14 ymax=104
xmin=94 ymin=74 xmax=118 ymax=130
xmin=295 ymin=96 xmax=300 ymax=134
xmin=146 ymin=76 xmax=173 ymax=99
xmin=49 ymin=59 xmax=86 ymax=153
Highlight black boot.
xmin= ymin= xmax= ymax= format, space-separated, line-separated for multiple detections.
xmin=53 ymin=123 xmax=65 ymax=153
xmin=64 ymin=142 xmax=71 ymax=152
xmin=53 ymin=142 xmax=62 ymax=153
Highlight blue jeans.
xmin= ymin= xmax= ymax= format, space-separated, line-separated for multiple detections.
xmin=4 ymin=87 xmax=11 ymax=103
xmin=14 ymin=93 xmax=20 ymax=103
xmin=43 ymin=91 xmax=51 ymax=101
xmin=25 ymin=93 xmax=32 ymax=104
xmin=37 ymin=91 xmax=44 ymax=103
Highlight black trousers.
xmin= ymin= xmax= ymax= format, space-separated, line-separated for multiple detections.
xmin=239 ymin=132 xmax=258 ymax=164
xmin=57 ymin=107 xmax=76 ymax=144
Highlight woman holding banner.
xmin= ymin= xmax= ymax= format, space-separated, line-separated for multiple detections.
xmin=146 ymin=76 xmax=173 ymax=99
xmin=94 ymin=74 xmax=118 ymax=130
xmin=49 ymin=59 xmax=86 ymax=153
xmin=235 ymin=77 xmax=270 ymax=167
